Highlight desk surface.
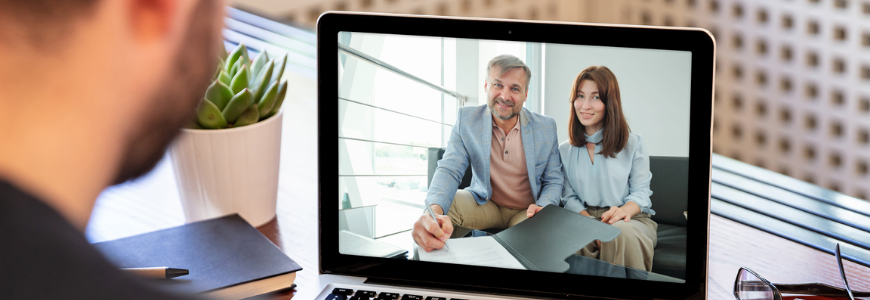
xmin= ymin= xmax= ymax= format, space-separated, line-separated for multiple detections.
xmin=85 ymin=72 xmax=870 ymax=300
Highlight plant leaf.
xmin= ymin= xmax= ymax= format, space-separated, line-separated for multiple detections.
xmin=233 ymin=105 xmax=260 ymax=127
xmin=265 ymin=79 xmax=288 ymax=119
xmin=257 ymin=80 xmax=279 ymax=118
xmin=218 ymin=70 xmax=231 ymax=86
xmin=225 ymin=43 xmax=246 ymax=72
xmin=241 ymin=45 xmax=250 ymax=70
xmin=229 ymin=59 xmax=242 ymax=78
xmin=222 ymin=88 xmax=254 ymax=124
xmin=229 ymin=64 xmax=249 ymax=94
xmin=252 ymin=60 xmax=274 ymax=103
xmin=186 ymin=120 xmax=203 ymax=129
xmin=250 ymin=50 xmax=269 ymax=84
xmin=213 ymin=58 xmax=224 ymax=80
xmin=196 ymin=99 xmax=228 ymax=129
xmin=270 ymin=53 xmax=287 ymax=85
xmin=205 ymin=80 xmax=234 ymax=111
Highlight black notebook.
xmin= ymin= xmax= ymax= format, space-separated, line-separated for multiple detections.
xmin=417 ymin=205 xmax=621 ymax=273
xmin=92 ymin=214 xmax=301 ymax=299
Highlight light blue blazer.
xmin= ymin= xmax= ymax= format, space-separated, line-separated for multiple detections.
xmin=426 ymin=105 xmax=563 ymax=214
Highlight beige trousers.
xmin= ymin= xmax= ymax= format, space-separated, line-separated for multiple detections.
xmin=446 ymin=190 xmax=529 ymax=233
xmin=576 ymin=205 xmax=658 ymax=272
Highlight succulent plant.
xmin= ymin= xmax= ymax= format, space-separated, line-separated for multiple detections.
xmin=194 ymin=43 xmax=288 ymax=129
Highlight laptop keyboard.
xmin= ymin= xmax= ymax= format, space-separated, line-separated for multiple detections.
xmin=327 ymin=287 xmax=466 ymax=300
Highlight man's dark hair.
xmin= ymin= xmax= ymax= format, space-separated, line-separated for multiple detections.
xmin=0 ymin=0 xmax=100 ymax=49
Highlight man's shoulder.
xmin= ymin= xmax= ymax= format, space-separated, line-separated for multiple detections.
xmin=0 ymin=181 xmax=197 ymax=300
xmin=521 ymin=109 xmax=557 ymax=139
xmin=457 ymin=105 xmax=488 ymax=119
xmin=523 ymin=108 xmax=556 ymax=126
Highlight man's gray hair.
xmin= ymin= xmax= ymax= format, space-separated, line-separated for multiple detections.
xmin=486 ymin=54 xmax=531 ymax=92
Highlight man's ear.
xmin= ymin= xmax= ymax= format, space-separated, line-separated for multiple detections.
xmin=128 ymin=0 xmax=178 ymax=42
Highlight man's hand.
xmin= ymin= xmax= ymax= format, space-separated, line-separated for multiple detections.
xmin=526 ymin=204 xmax=544 ymax=218
xmin=600 ymin=206 xmax=631 ymax=224
xmin=412 ymin=205 xmax=454 ymax=252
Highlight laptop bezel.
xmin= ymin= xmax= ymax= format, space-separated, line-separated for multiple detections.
xmin=318 ymin=11 xmax=714 ymax=300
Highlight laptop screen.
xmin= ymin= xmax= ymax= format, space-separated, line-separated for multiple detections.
xmin=338 ymin=28 xmax=696 ymax=286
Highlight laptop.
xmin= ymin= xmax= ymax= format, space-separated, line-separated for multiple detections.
xmin=314 ymin=12 xmax=715 ymax=300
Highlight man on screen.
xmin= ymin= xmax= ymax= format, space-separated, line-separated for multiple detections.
xmin=412 ymin=55 xmax=563 ymax=252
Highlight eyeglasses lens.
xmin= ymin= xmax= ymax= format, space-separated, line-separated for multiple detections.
xmin=737 ymin=269 xmax=775 ymax=300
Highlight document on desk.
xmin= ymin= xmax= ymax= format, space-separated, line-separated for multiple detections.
xmin=417 ymin=206 xmax=622 ymax=273
xmin=417 ymin=236 xmax=526 ymax=270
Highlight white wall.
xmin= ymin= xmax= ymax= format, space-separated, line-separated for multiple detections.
xmin=542 ymin=43 xmax=693 ymax=157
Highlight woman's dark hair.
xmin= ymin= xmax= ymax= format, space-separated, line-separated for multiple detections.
xmin=567 ymin=66 xmax=630 ymax=158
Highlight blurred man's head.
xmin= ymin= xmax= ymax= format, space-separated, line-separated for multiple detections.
xmin=111 ymin=0 xmax=225 ymax=184
xmin=0 ymin=0 xmax=225 ymax=228
xmin=0 ymin=0 xmax=223 ymax=183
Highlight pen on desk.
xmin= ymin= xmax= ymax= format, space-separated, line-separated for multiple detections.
xmin=122 ymin=267 xmax=189 ymax=279
xmin=425 ymin=202 xmax=450 ymax=252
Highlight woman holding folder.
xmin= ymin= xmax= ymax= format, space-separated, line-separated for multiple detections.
xmin=558 ymin=66 xmax=657 ymax=272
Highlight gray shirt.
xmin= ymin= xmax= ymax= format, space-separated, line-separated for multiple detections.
xmin=558 ymin=129 xmax=655 ymax=215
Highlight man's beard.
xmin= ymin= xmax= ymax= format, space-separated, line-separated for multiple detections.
xmin=112 ymin=0 xmax=223 ymax=184
xmin=489 ymin=97 xmax=519 ymax=121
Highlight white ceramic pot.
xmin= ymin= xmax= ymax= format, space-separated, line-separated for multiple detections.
xmin=169 ymin=111 xmax=283 ymax=227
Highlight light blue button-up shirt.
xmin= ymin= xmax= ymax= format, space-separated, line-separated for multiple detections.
xmin=558 ymin=129 xmax=655 ymax=215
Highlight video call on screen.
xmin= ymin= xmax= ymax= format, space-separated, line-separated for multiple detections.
xmin=338 ymin=31 xmax=691 ymax=283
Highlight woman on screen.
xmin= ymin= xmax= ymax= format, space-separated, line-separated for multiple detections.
xmin=558 ymin=66 xmax=657 ymax=272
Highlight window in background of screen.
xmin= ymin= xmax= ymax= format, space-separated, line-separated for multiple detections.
xmin=337 ymin=32 xmax=539 ymax=253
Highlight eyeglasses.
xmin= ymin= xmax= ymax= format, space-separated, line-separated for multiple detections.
xmin=734 ymin=244 xmax=869 ymax=300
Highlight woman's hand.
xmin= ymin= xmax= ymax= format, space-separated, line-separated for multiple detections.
xmin=600 ymin=206 xmax=629 ymax=224
xmin=600 ymin=202 xmax=640 ymax=224
xmin=526 ymin=204 xmax=544 ymax=217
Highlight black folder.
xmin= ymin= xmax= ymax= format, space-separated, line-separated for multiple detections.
xmin=490 ymin=205 xmax=622 ymax=273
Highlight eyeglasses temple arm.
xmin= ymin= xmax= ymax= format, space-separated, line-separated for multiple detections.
xmin=834 ymin=244 xmax=856 ymax=300
xmin=774 ymin=283 xmax=870 ymax=298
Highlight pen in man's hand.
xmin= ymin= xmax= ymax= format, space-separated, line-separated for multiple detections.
xmin=425 ymin=202 xmax=450 ymax=252
xmin=122 ymin=267 xmax=189 ymax=279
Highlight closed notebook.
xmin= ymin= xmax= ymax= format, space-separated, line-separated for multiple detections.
xmin=92 ymin=214 xmax=301 ymax=299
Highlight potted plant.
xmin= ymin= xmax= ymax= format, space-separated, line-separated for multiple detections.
xmin=169 ymin=43 xmax=288 ymax=227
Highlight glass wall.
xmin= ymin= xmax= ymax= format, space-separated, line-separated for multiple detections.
xmin=338 ymin=32 xmax=538 ymax=251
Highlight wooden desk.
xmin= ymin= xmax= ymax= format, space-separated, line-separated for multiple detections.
xmin=85 ymin=70 xmax=870 ymax=299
